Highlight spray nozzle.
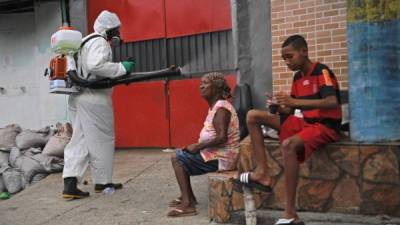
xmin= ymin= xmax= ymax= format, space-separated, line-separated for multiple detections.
xmin=168 ymin=65 xmax=182 ymax=75
xmin=125 ymin=57 xmax=135 ymax=62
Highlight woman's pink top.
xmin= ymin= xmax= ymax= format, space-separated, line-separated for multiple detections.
xmin=199 ymin=100 xmax=240 ymax=171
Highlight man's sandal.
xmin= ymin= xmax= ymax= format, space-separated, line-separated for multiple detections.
xmin=232 ymin=172 xmax=273 ymax=193
xmin=275 ymin=218 xmax=305 ymax=225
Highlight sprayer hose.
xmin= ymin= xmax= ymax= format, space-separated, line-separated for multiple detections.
xmin=68 ymin=66 xmax=181 ymax=89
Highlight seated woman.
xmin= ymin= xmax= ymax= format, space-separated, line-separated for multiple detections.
xmin=168 ymin=72 xmax=240 ymax=217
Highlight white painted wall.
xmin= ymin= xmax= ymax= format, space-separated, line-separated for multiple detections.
xmin=0 ymin=1 xmax=69 ymax=129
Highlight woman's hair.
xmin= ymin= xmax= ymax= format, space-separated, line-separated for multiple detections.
xmin=203 ymin=72 xmax=232 ymax=99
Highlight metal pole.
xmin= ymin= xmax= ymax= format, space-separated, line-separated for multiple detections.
xmin=60 ymin=0 xmax=70 ymax=26
xmin=243 ymin=186 xmax=257 ymax=225
xmin=230 ymin=0 xmax=238 ymax=70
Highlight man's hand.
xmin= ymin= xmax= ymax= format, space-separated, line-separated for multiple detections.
xmin=121 ymin=61 xmax=135 ymax=73
xmin=264 ymin=92 xmax=275 ymax=108
xmin=275 ymin=92 xmax=297 ymax=108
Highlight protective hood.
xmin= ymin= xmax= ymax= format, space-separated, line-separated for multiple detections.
xmin=93 ymin=10 xmax=121 ymax=37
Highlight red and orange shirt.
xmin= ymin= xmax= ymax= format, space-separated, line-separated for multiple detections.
xmin=291 ymin=62 xmax=342 ymax=131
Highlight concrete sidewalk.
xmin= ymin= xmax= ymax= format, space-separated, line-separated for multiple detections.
xmin=0 ymin=149 xmax=211 ymax=225
xmin=0 ymin=149 xmax=399 ymax=225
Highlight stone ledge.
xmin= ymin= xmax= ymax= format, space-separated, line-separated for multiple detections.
xmin=208 ymin=136 xmax=400 ymax=223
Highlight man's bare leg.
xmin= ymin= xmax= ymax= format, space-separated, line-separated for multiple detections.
xmin=281 ymin=135 xmax=304 ymax=222
xmin=245 ymin=109 xmax=280 ymax=186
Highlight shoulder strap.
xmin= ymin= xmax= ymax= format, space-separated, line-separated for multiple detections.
xmin=80 ymin=34 xmax=105 ymax=48
xmin=78 ymin=34 xmax=106 ymax=79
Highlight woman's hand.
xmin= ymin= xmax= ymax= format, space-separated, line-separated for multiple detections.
xmin=184 ymin=143 xmax=201 ymax=153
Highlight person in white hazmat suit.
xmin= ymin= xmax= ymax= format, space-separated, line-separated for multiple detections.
xmin=62 ymin=10 xmax=134 ymax=200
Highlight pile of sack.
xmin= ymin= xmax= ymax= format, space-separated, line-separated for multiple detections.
xmin=0 ymin=123 xmax=72 ymax=197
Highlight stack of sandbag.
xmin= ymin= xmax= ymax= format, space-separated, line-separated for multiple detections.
xmin=0 ymin=123 xmax=71 ymax=196
xmin=0 ymin=124 xmax=22 ymax=194
xmin=42 ymin=123 xmax=72 ymax=158
xmin=7 ymin=147 xmax=64 ymax=191
xmin=0 ymin=150 xmax=10 ymax=193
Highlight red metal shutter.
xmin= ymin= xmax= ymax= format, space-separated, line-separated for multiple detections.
xmin=87 ymin=0 xmax=166 ymax=42
xmin=165 ymin=0 xmax=232 ymax=38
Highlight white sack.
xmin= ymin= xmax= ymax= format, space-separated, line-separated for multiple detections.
xmin=0 ymin=124 xmax=22 ymax=151
xmin=15 ymin=126 xmax=54 ymax=149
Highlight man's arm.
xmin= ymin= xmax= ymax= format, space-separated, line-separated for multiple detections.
xmin=275 ymin=93 xmax=338 ymax=110
xmin=276 ymin=105 xmax=294 ymax=115
xmin=85 ymin=39 xmax=126 ymax=78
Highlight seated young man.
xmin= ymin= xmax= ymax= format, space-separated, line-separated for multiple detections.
xmin=236 ymin=35 xmax=342 ymax=225
xmin=168 ymin=72 xmax=240 ymax=217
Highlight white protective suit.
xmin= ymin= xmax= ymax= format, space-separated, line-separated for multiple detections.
xmin=62 ymin=10 xmax=127 ymax=184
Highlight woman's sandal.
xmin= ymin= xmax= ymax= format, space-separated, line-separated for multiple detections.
xmin=167 ymin=208 xmax=197 ymax=217
xmin=275 ymin=218 xmax=305 ymax=225
xmin=169 ymin=198 xmax=198 ymax=207
xmin=232 ymin=172 xmax=273 ymax=193
xmin=169 ymin=198 xmax=182 ymax=207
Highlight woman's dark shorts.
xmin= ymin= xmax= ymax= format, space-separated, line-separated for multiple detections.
xmin=175 ymin=149 xmax=218 ymax=176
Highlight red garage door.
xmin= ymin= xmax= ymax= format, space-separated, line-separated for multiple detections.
xmin=113 ymin=81 xmax=169 ymax=147
xmin=88 ymin=0 xmax=234 ymax=148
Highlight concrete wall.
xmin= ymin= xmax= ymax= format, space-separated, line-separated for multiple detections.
xmin=231 ymin=0 xmax=272 ymax=109
xmin=69 ymin=0 xmax=88 ymax=36
xmin=0 ymin=0 xmax=86 ymax=130
xmin=0 ymin=13 xmax=38 ymax=129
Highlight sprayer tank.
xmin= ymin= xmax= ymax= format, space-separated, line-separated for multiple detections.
xmin=51 ymin=26 xmax=82 ymax=54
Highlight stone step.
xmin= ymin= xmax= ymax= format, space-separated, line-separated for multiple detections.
xmin=208 ymin=135 xmax=400 ymax=223
xmin=226 ymin=210 xmax=400 ymax=225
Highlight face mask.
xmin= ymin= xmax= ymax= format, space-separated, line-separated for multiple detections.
xmin=106 ymin=27 xmax=122 ymax=46
xmin=111 ymin=36 xmax=123 ymax=46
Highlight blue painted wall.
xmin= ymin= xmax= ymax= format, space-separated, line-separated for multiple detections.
xmin=347 ymin=19 xmax=400 ymax=142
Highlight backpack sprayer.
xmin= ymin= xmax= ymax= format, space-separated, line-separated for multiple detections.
xmin=44 ymin=0 xmax=181 ymax=94
xmin=44 ymin=26 xmax=81 ymax=94
xmin=44 ymin=26 xmax=181 ymax=94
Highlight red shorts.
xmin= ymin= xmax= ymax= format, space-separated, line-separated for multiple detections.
xmin=279 ymin=115 xmax=340 ymax=163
